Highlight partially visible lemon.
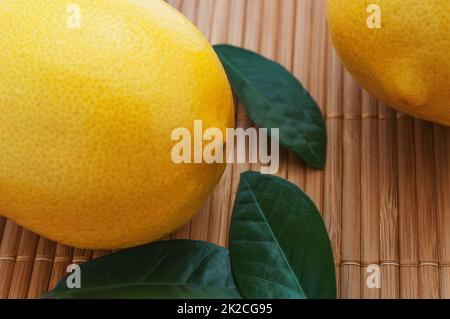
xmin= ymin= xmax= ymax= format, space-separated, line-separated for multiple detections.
xmin=0 ymin=0 xmax=234 ymax=249
xmin=327 ymin=0 xmax=450 ymax=125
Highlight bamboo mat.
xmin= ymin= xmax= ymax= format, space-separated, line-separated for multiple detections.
xmin=0 ymin=0 xmax=449 ymax=299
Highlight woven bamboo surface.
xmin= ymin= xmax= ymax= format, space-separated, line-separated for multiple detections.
xmin=0 ymin=0 xmax=449 ymax=299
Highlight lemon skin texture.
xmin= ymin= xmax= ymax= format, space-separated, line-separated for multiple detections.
xmin=0 ymin=0 xmax=234 ymax=249
xmin=327 ymin=0 xmax=450 ymax=126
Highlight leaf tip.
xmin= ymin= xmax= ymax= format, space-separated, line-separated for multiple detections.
xmin=312 ymin=158 xmax=327 ymax=170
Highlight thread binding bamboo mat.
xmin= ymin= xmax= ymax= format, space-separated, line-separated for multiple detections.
xmin=0 ymin=0 xmax=449 ymax=299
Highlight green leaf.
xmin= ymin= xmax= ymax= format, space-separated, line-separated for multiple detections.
xmin=214 ymin=44 xmax=327 ymax=169
xmin=229 ymin=171 xmax=336 ymax=299
xmin=44 ymin=240 xmax=241 ymax=299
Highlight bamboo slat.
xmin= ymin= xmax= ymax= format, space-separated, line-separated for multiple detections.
xmin=340 ymin=69 xmax=362 ymax=299
xmin=26 ymin=238 xmax=56 ymax=298
xmin=397 ymin=115 xmax=420 ymax=299
xmin=0 ymin=221 xmax=22 ymax=298
xmin=0 ymin=217 xmax=5 ymax=241
xmin=414 ymin=120 xmax=440 ymax=299
xmin=266 ymin=0 xmax=290 ymax=177
xmin=7 ymin=230 xmax=39 ymax=298
xmin=360 ymin=90 xmax=380 ymax=299
xmin=378 ymin=104 xmax=399 ymax=299
xmin=304 ymin=0 xmax=326 ymax=210
xmin=287 ymin=0 xmax=310 ymax=191
xmin=323 ymin=39 xmax=343 ymax=299
xmin=433 ymin=125 xmax=450 ymax=298
xmin=244 ymin=0 xmax=264 ymax=178
xmin=0 ymin=0 xmax=449 ymax=299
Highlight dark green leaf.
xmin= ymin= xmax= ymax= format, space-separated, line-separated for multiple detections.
xmin=229 ymin=171 xmax=336 ymax=299
xmin=44 ymin=240 xmax=241 ymax=299
xmin=214 ymin=44 xmax=327 ymax=169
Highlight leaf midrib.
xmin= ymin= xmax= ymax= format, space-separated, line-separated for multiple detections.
xmin=241 ymin=175 xmax=307 ymax=298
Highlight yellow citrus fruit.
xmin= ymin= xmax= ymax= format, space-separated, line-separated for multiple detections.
xmin=327 ymin=0 xmax=450 ymax=125
xmin=0 ymin=0 xmax=234 ymax=249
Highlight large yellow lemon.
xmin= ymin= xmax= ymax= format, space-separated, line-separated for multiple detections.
xmin=327 ymin=0 xmax=450 ymax=125
xmin=0 ymin=0 xmax=234 ymax=249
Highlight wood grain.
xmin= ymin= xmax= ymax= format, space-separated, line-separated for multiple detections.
xmin=1 ymin=0 xmax=449 ymax=299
